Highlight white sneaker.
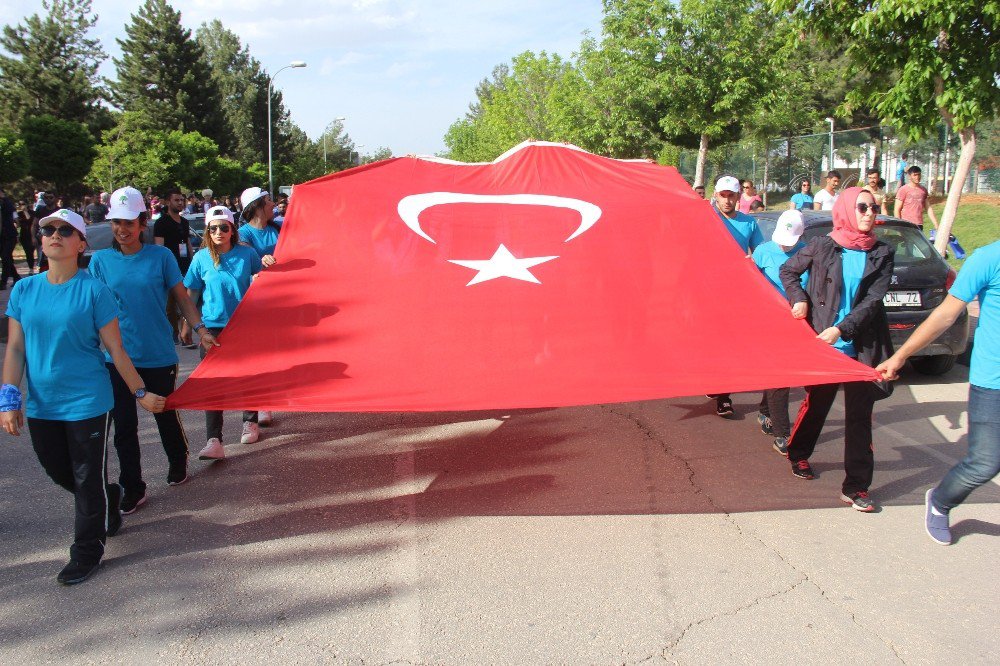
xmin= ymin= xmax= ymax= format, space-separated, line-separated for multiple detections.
xmin=258 ymin=411 xmax=272 ymax=426
xmin=198 ymin=438 xmax=225 ymax=460
xmin=240 ymin=421 xmax=260 ymax=444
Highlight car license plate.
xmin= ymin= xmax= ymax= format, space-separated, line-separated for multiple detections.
xmin=884 ymin=291 xmax=921 ymax=307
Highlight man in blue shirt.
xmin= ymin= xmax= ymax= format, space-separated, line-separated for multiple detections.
xmin=877 ymin=240 xmax=1000 ymax=545
xmin=705 ymin=176 xmax=765 ymax=417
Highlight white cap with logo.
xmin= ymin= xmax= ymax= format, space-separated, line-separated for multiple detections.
xmin=107 ymin=187 xmax=147 ymax=220
xmin=714 ymin=176 xmax=741 ymax=194
xmin=206 ymin=206 xmax=235 ymax=225
xmin=38 ymin=208 xmax=88 ymax=238
xmin=772 ymin=210 xmax=805 ymax=246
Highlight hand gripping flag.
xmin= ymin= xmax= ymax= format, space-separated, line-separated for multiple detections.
xmin=167 ymin=141 xmax=880 ymax=412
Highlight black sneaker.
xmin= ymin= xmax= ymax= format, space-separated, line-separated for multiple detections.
xmin=715 ymin=397 xmax=734 ymax=418
xmin=841 ymin=491 xmax=876 ymax=512
xmin=791 ymin=459 xmax=815 ymax=479
xmin=167 ymin=460 xmax=188 ymax=486
xmin=772 ymin=437 xmax=789 ymax=457
xmin=757 ymin=412 xmax=774 ymax=435
xmin=57 ymin=559 xmax=101 ymax=585
xmin=120 ymin=487 xmax=147 ymax=515
xmin=107 ymin=483 xmax=122 ymax=537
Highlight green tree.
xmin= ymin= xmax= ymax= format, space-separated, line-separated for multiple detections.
xmin=109 ymin=0 xmax=229 ymax=153
xmin=195 ymin=19 xmax=293 ymax=165
xmin=0 ymin=0 xmax=106 ymax=130
xmin=21 ymin=114 xmax=95 ymax=191
xmin=0 ymin=129 xmax=30 ymax=184
xmin=443 ymin=51 xmax=595 ymax=162
xmin=86 ymin=111 xmax=240 ymax=193
xmin=601 ymin=0 xmax=781 ymax=185
xmin=775 ymin=0 xmax=1000 ymax=254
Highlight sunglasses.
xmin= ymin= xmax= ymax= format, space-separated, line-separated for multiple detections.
xmin=208 ymin=223 xmax=231 ymax=233
xmin=856 ymin=202 xmax=881 ymax=214
xmin=40 ymin=225 xmax=77 ymax=238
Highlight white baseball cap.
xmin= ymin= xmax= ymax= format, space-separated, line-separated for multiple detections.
xmin=206 ymin=205 xmax=235 ymax=225
xmin=38 ymin=208 xmax=87 ymax=238
xmin=772 ymin=210 xmax=805 ymax=246
xmin=714 ymin=176 xmax=741 ymax=194
xmin=107 ymin=187 xmax=147 ymax=220
xmin=239 ymin=187 xmax=269 ymax=218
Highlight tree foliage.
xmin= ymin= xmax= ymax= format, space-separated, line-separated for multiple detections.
xmin=195 ymin=19 xmax=293 ymax=166
xmin=0 ymin=129 xmax=30 ymax=184
xmin=773 ymin=0 xmax=1000 ymax=252
xmin=87 ymin=112 xmax=236 ymax=194
xmin=0 ymin=0 xmax=106 ymax=130
xmin=109 ymin=0 xmax=229 ymax=153
xmin=21 ymin=114 xmax=95 ymax=191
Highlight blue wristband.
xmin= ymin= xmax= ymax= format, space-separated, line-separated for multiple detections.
xmin=0 ymin=384 xmax=23 ymax=412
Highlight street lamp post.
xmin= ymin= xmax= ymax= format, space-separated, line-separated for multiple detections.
xmin=324 ymin=116 xmax=346 ymax=172
xmin=268 ymin=60 xmax=307 ymax=195
xmin=825 ymin=116 xmax=835 ymax=172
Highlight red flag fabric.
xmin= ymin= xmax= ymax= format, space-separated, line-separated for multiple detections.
xmin=167 ymin=142 xmax=880 ymax=413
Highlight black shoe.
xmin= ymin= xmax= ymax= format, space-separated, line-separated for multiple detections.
xmin=120 ymin=487 xmax=148 ymax=515
xmin=167 ymin=460 xmax=188 ymax=486
xmin=715 ymin=397 xmax=734 ymax=418
xmin=772 ymin=437 xmax=789 ymax=457
xmin=841 ymin=491 xmax=876 ymax=512
xmin=791 ymin=459 xmax=815 ymax=480
xmin=57 ymin=559 xmax=101 ymax=585
xmin=107 ymin=483 xmax=122 ymax=537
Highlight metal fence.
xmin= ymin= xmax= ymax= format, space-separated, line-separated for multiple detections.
xmin=673 ymin=124 xmax=991 ymax=202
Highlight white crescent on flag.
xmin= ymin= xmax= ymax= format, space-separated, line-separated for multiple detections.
xmin=396 ymin=193 xmax=603 ymax=244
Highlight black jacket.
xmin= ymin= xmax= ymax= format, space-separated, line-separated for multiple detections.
xmin=780 ymin=235 xmax=895 ymax=370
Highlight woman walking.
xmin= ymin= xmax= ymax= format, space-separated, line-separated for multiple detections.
xmin=185 ymin=206 xmax=263 ymax=458
xmin=88 ymin=187 xmax=217 ymax=513
xmin=1 ymin=209 xmax=165 ymax=585
xmin=779 ymin=187 xmax=894 ymax=512
xmin=235 ymin=187 xmax=279 ymax=426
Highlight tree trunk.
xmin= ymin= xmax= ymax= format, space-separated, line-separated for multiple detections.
xmin=694 ymin=133 xmax=709 ymax=187
xmin=935 ymin=126 xmax=976 ymax=256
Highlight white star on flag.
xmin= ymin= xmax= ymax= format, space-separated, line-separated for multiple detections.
xmin=448 ymin=244 xmax=558 ymax=286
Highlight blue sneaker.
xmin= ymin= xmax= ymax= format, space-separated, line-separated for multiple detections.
xmin=925 ymin=488 xmax=951 ymax=545
xmin=757 ymin=412 xmax=774 ymax=435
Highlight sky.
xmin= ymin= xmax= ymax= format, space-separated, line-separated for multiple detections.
xmin=1 ymin=0 xmax=606 ymax=157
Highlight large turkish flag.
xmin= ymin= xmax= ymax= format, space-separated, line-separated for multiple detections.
xmin=167 ymin=142 xmax=879 ymax=412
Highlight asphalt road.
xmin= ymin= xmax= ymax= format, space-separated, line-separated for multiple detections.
xmin=0 ymin=273 xmax=996 ymax=664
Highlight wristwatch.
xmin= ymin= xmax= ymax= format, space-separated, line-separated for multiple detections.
xmin=133 ymin=387 xmax=147 ymax=400
xmin=193 ymin=323 xmax=206 ymax=333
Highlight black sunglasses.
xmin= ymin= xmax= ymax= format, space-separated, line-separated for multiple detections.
xmin=208 ymin=223 xmax=231 ymax=233
xmin=40 ymin=225 xmax=77 ymax=238
xmin=856 ymin=202 xmax=881 ymax=214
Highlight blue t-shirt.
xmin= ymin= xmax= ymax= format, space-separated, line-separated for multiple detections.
xmin=238 ymin=221 xmax=281 ymax=258
xmin=950 ymin=240 xmax=1000 ymax=389
xmin=832 ymin=248 xmax=868 ymax=357
xmin=790 ymin=193 xmax=813 ymax=210
xmin=752 ymin=241 xmax=805 ymax=295
xmin=713 ymin=206 xmax=764 ymax=253
xmin=184 ymin=244 xmax=263 ymax=328
xmin=88 ymin=244 xmax=183 ymax=368
xmin=6 ymin=272 xmax=117 ymax=420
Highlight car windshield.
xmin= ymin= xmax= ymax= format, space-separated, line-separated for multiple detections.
xmin=801 ymin=223 xmax=939 ymax=266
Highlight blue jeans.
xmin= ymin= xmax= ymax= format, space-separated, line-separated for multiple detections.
xmin=932 ymin=384 xmax=1000 ymax=512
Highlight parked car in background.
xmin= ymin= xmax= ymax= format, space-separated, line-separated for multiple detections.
xmin=82 ymin=221 xmax=201 ymax=265
xmin=752 ymin=211 xmax=969 ymax=375
xmin=182 ymin=212 xmax=205 ymax=249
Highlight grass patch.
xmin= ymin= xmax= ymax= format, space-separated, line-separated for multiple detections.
xmin=929 ymin=196 xmax=1000 ymax=269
